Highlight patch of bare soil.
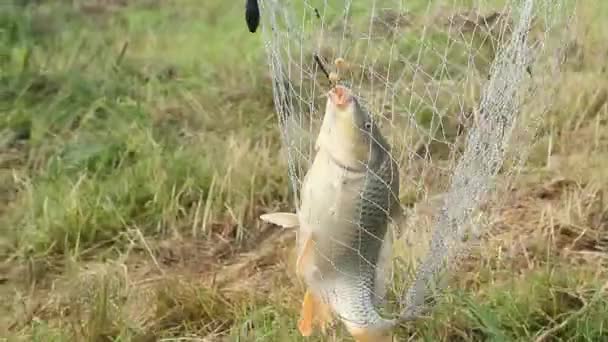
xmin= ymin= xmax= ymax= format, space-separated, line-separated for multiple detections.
xmin=149 ymin=225 xmax=296 ymax=292
xmin=495 ymin=178 xmax=606 ymax=253
xmin=395 ymin=175 xmax=608 ymax=295
xmin=458 ymin=177 xmax=608 ymax=284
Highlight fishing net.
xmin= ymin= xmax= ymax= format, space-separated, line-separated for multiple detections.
xmin=258 ymin=0 xmax=574 ymax=332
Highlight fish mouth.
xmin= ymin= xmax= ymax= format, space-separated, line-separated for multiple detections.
xmin=329 ymin=85 xmax=353 ymax=110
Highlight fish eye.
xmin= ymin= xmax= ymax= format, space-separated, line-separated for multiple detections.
xmin=364 ymin=121 xmax=372 ymax=130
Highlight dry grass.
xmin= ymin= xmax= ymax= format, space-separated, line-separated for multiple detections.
xmin=1 ymin=0 xmax=607 ymax=341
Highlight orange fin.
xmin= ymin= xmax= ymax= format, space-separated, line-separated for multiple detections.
xmin=316 ymin=298 xmax=334 ymax=334
xmin=349 ymin=327 xmax=393 ymax=342
xmin=298 ymin=288 xmax=334 ymax=337
xmin=298 ymin=289 xmax=315 ymax=336
xmin=296 ymin=234 xmax=315 ymax=277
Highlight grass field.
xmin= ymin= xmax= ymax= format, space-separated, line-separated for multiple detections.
xmin=1 ymin=0 xmax=607 ymax=341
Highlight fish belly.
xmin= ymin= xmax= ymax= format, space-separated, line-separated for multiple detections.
xmin=300 ymin=150 xmax=390 ymax=284
xmin=298 ymin=149 xmax=398 ymax=329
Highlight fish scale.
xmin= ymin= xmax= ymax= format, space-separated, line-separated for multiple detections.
xmin=299 ymin=116 xmax=399 ymax=329
xmin=260 ymin=84 xmax=400 ymax=340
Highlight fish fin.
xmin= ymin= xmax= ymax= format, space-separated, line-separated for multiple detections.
xmin=389 ymin=206 xmax=406 ymax=237
xmin=296 ymin=233 xmax=315 ymax=277
xmin=374 ymin=231 xmax=393 ymax=305
xmin=316 ymin=298 xmax=334 ymax=334
xmin=259 ymin=212 xmax=299 ymax=228
xmin=298 ymin=289 xmax=333 ymax=336
xmin=348 ymin=326 xmax=393 ymax=342
xmin=390 ymin=204 xmax=405 ymax=224
xmin=298 ymin=289 xmax=316 ymax=336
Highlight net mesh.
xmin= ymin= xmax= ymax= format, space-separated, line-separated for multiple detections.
xmin=259 ymin=0 xmax=574 ymax=330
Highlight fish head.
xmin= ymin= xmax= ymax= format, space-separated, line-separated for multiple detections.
xmin=322 ymin=85 xmax=377 ymax=166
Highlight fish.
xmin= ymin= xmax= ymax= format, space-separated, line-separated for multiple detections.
xmin=261 ymin=84 xmax=401 ymax=341
xmin=245 ymin=0 xmax=260 ymax=33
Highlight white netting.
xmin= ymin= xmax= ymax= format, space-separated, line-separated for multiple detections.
xmin=259 ymin=0 xmax=574 ymax=335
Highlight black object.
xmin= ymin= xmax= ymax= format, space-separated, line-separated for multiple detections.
xmin=313 ymin=54 xmax=331 ymax=82
xmin=245 ymin=0 xmax=260 ymax=33
xmin=314 ymin=7 xmax=321 ymax=19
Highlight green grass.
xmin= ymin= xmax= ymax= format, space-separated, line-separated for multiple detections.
xmin=0 ymin=0 xmax=287 ymax=257
xmin=1 ymin=0 xmax=607 ymax=341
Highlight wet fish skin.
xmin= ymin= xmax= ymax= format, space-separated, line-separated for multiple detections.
xmin=260 ymin=84 xmax=400 ymax=341
xmin=299 ymin=85 xmax=400 ymax=340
